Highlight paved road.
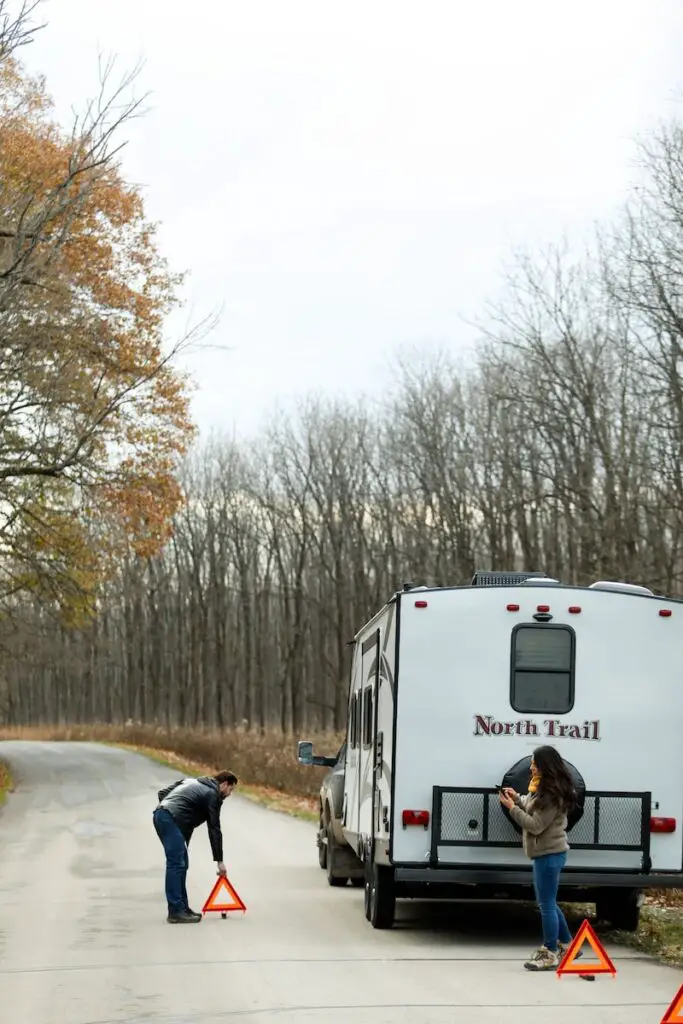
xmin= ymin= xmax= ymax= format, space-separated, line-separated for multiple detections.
xmin=0 ymin=742 xmax=681 ymax=1024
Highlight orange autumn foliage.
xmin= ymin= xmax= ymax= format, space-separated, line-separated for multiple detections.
xmin=0 ymin=56 xmax=196 ymax=617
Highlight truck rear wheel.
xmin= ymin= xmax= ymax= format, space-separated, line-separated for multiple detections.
xmin=326 ymin=828 xmax=348 ymax=887
xmin=364 ymin=862 xmax=395 ymax=929
xmin=595 ymin=888 xmax=642 ymax=932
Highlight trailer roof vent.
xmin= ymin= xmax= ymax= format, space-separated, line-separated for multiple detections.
xmin=588 ymin=580 xmax=654 ymax=597
xmin=471 ymin=571 xmax=552 ymax=587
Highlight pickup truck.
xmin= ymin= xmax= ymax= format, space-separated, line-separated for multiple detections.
xmin=308 ymin=740 xmax=364 ymax=887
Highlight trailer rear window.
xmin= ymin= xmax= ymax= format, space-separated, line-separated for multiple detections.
xmin=510 ymin=624 xmax=575 ymax=714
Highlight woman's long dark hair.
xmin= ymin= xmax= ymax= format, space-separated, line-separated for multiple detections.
xmin=533 ymin=745 xmax=576 ymax=813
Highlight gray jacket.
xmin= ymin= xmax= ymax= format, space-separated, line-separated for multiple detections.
xmin=157 ymin=776 xmax=224 ymax=861
xmin=508 ymin=791 xmax=569 ymax=860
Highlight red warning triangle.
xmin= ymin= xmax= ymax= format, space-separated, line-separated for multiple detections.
xmin=202 ymin=874 xmax=247 ymax=914
xmin=556 ymin=918 xmax=616 ymax=977
xmin=660 ymin=983 xmax=683 ymax=1023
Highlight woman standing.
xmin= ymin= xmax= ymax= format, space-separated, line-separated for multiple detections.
xmin=499 ymin=745 xmax=577 ymax=971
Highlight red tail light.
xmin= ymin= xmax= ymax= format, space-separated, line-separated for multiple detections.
xmin=506 ymin=603 xmax=520 ymax=612
xmin=537 ymin=604 xmax=550 ymax=613
xmin=650 ymin=817 xmax=676 ymax=833
xmin=414 ymin=600 xmax=428 ymax=608
xmin=402 ymin=809 xmax=429 ymax=829
xmin=659 ymin=609 xmax=672 ymax=618
xmin=568 ymin=606 xmax=582 ymax=614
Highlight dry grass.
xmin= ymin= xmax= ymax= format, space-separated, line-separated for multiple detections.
xmin=0 ymin=758 xmax=11 ymax=806
xmin=606 ymin=889 xmax=683 ymax=967
xmin=0 ymin=723 xmax=344 ymax=821
xmin=609 ymin=907 xmax=683 ymax=966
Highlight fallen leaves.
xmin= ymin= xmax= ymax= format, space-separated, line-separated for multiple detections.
xmin=645 ymin=889 xmax=683 ymax=910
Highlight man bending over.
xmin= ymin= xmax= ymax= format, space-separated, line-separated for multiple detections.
xmin=153 ymin=769 xmax=238 ymax=923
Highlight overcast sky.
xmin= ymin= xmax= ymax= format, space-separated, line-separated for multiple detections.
xmin=20 ymin=0 xmax=683 ymax=439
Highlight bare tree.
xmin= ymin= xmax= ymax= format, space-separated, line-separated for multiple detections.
xmin=8 ymin=114 xmax=683 ymax=731
xmin=0 ymin=0 xmax=45 ymax=64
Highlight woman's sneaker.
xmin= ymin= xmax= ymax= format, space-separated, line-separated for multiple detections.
xmin=524 ymin=946 xmax=559 ymax=971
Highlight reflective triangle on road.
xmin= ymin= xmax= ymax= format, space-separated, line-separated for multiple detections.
xmin=202 ymin=874 xmax=247 ymax=914
xmin=556 ymin=919 xmax=616 ymax=977
xmin=660 ymin=983 xmax=683 ymax=1023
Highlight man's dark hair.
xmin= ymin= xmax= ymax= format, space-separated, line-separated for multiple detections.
xmin=214 ymin=770 xmax=238 ymax=786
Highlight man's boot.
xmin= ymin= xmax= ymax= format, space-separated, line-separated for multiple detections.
xmin=167 ymin=908 xmax=201 ymax=923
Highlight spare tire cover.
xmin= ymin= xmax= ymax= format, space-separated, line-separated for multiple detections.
xmin=500 ymin=755 xmax=586 ymax=834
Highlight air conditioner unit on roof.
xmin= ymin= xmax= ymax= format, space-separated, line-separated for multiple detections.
xmin=589 ymin=580 xmax=654 ymax=596
xmin=470 ymin=571 xmax=553 ymax=587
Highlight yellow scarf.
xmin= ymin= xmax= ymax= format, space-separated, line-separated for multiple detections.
xmin=528 ymin=773 xmax=541 ymax=794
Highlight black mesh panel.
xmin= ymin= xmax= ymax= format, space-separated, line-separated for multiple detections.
xmin=431 ymin=787 xmax=650 ymax=859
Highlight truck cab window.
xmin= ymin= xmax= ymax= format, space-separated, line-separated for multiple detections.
xmin=510 ymin=624 xmax=575 ymax=714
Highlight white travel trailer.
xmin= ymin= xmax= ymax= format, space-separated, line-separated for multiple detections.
xmin=298 ymin=571 xmax=683 ymax=929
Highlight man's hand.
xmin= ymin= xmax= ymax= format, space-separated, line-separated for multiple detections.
xmin=217 ymin=861 xmax=227 ymax=877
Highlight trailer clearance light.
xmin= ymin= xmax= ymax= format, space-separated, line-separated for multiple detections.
xmin=659 ymin=609 xmax=672 ymax=618
xmin=650 ymin=817 xmax=676 ymax=833
xmin=568 ymin=606 xmax=582 ymax=614
xmin=536 ymin=605 xmax=550 ymax=613
xmin=414 ymin=600 xmax=428 ymax=608
xmin=506 ymin=603 xmax=520 ymax=612
xmin=402 ymin=809 xmax=430 ymax=829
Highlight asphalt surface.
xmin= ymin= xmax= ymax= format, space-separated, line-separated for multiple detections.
xmin=0 ymin=741 xmax=681 ymax=1023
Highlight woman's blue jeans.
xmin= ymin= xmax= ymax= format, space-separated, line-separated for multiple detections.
xmin=532 ymin=851 xmax=572 ymax=951
xmin=153 ymin=806 xmax=189 ymax=914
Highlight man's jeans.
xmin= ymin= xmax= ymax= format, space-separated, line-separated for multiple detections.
xmin=153 ymin=806 xmax=189 ymax=914
xmin=532 ymin=851 xmax=572 ymax=951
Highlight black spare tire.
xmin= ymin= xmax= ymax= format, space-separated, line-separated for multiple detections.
xmin=499 ymin=755 xmax=586 ymax=834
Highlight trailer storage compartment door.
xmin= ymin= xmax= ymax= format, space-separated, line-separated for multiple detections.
xmin=430 ymin=786 xmax=652 ymax=873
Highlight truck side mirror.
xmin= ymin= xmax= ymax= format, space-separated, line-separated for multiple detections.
xmin=297 ymin=740 xmax=314 ymax=765
xmin=297 ymin=740 xmax=338 ymax=768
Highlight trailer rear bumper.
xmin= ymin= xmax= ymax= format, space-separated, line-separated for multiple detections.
xmin=394 ymin=865 xmax=683 ymax=890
